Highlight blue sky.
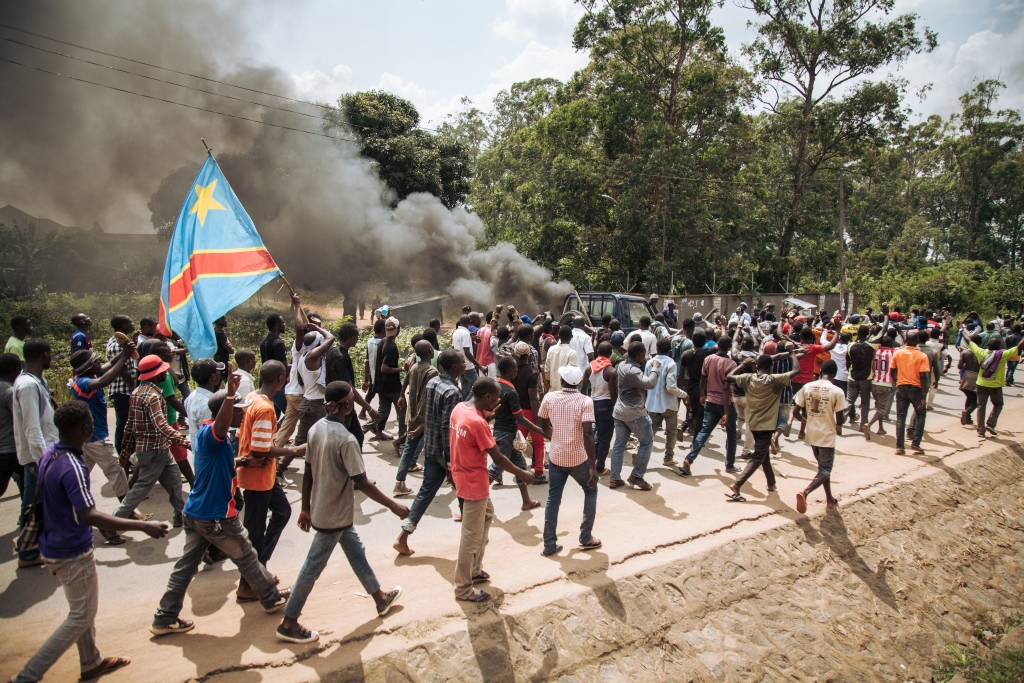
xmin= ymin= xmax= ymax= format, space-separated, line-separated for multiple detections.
xmin=241 ymin=0 xmax=1024 ymax=126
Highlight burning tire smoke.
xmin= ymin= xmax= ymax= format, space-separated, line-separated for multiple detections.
xmin=0 ymin=0 xmax=570 ymax=312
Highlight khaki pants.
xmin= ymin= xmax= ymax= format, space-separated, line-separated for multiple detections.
xmin=926 ymin=383 xmax=937 ymax=410
xmin=80 ymin=439 xmax=128 ymax=498
xmin=454 ymin=498 xmax=494 ymax=599
xmin=275 ymin=394 xmax=303 ymax=448
xmin=732 ymin=396 xmax=755 ymax=453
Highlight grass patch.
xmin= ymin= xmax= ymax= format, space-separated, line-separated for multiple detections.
xmin=931 ymin=613 xmax=1024 ymax=683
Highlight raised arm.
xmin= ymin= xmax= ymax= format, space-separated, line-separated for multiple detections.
xmin=89 ymin=342 xmax=134 ymax=390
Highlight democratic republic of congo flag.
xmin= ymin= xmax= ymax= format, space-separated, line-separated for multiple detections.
xmin=158 ymin=155 xmax=281 ymax=359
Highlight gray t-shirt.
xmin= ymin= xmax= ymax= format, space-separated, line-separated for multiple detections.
xmin=305 ymin=416 xmax=365 ymax=531
xmin=0 ymin=380 xmax=15 ymax=453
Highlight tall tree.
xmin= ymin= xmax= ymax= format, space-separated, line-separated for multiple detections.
xmin=323 ymin=91 xmax=472 ymax=208
xmin=741 ymin=0 xmax=936 ymax=256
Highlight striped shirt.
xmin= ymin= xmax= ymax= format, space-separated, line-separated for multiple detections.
xmin=105 ymin=335 xmax=137 ymax=396
xmin=236 ymin=393 xmax=278 ymax=491
xmin=538 ymin=388 xmax=595 ymax=468
xmin=872 ymin=346 xmax=895 ymax=386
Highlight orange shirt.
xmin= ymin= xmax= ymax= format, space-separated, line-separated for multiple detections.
xmin=891 ymin=346 xmax=930 ymax=388
xmin=236 ymin=392 xmax=277 ymax=491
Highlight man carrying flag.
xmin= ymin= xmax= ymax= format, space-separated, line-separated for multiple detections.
xmin=158 ymin=153 xmax=284 ymax=358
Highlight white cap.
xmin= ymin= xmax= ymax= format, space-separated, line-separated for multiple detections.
xmin=558 ymin=365 xmax=584 ymax=386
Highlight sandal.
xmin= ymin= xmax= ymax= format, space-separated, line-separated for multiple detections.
xmin=472 ymin=571 xmax=490 ymax=584
xmin=457 ymin=590 xmax=490 ymax=603
xmin=521 ymin=500 xmax=541 ymax=511
xmin=608 ymin=478 xmax=626 ymax=488
xmin=796 ymin=492 xmax=807 ymax=514
xmin=80 ymin=656 xmax=131 ymax=680
xmin=724 ymin=492 xmax=746 ymax=502
xmin=766 ymin=485 xmax=777 ymax=493
xmin=580 ymin=538 xmax=602 ymax=550
xmin=826 ymin=499 xmax=839 ymax=511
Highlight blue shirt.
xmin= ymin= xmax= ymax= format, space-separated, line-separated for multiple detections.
xmin=38 ymin=444 xmax=95 ymax=559
xmin=183 ymin=421 xmax=237 ymax=520
xmin=71 ymin=377 xmax=108 ymax=441
xmin=71 ymin=330 xmax=92 ymax=353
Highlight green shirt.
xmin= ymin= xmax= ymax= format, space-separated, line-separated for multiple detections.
xmin=978 ymin=330 xmax=1004 ymax=349
xmin=160 ymin=373 xmax=178 ymax=423
xmin=4 ymin=336 xmax=24 ymax=361
xmin=969 ymin=341 xmax=1020 ymax=389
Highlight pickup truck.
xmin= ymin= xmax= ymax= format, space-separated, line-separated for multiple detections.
xmin=562 ymin=292 xmax=659 ymax=334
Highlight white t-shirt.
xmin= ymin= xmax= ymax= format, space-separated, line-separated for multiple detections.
xmin=184 ymin=387 xmax=214 ymax=450
xmin=831 ymin=343 xmax=849 ymax=382
xmin=451 ymin=326 xmax=473 ymax=360
xmin=569 ymin=328 xmax=594 ymax=370
xmin=285 ymin=340 xmax=303 ymax=396
xmin=236 ymin=369 xmax=256 ymax=399
xmin=794 ymin=380 xmax=848 ymax=448
xmin=366 ymin=337 xmax=382 ymax=383
xmin=299 ymin=356 xmax=326 ymax=401
xmin=638 ymin=330 xmax=657 ymax=359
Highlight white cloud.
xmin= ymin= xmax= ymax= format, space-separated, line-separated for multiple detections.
xmin=289 ymin=64 xmax=354 ymax=104
xmin=494 ymin=0 xmax=584 ymax=42
xmin=895 ymin=23 xmax=1024 ymax=119
xmin=376 ymin=72 xmax=428 ymax=103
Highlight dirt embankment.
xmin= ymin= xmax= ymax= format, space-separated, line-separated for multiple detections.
xmin=326 ymin=446 xmax=1024 ymax=682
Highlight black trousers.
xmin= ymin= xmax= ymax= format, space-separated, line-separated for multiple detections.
xmin=242 ymin=483 xmax=291 ymax=565
xmin=111 ymin=392 xmax=131 ymax=454
xmin=734 ymin=430 xmax=775 ymax=491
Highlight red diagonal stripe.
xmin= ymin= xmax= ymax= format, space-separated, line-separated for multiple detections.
xmin=167 ymin=249 xmax=277 ymax=311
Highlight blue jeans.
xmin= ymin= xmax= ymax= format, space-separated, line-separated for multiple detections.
xmin=396 ymin=432 xmax=425 ymax=482
xmin=461 ymin=366 xmax=479 ymax=402
xmin=18 ymin=462 xmax=40 ymax=560
xmin=593 ymin=399 xmax=614 ymax=471
xmin=284 ymin=527 xmax=380 ymax=620
xmin=402 ymin=457 xmax=448 ymax=532
xmin=686 ymin=401 xmax=737 ymax=468
xmin=609 ymin=415 xmax=654 ymax=481
xmin=544 ymin=462 xmax=597 ymax=553
xmin=487 ymin=431 xmax=526 ymax=483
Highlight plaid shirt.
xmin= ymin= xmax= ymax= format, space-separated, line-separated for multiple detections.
xmin=538 ymin=387 xmax=595 ymax=468
xmin=124 ymin=381 xmax=189 ymax=453
xmin=421 ymin=372 xmax=462 ymax=465
xmin=105 ymin=335 xmax=137 ymax=396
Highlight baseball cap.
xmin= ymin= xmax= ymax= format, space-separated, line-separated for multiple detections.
xmin=380 ymin=304 xmax=390 ymax=315
xmin=610 ymin=331 xmax=625 ymax=345
xmin=70 ymin=350 xmax=100 ymax=375
xmin=667 ymin=300 xmax=676 ymax=307
xmin=693 ymin=312 xmax=704 ymax=323
xmin=850 ymin=314 xmax=861 ymax=323
xmin=513 ymin=341 xmax=531 ymax=357
xmin=138 ymin=354 xmax=170 ymax=381
xmin=192 ymin=358 xmax=226 ymax=383
xmin=558 ymin=364 xmax=584 ymax=386
xmin=385 ymin=317 xmax=400 ymax=337
xmin=207 ymin=389 xmax=254 ymax=414
xmin=740 ymin=302 xmax=748 ymax=309
xmin=520 ymin=314 xmax=532 ymax=324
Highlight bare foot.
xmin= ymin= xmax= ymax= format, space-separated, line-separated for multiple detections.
xmin=796 ymin=491 xmax=807 ymax=514
xmin=393 ymin=541 xmax=415 ymax=556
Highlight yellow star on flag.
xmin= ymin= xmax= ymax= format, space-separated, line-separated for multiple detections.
xmin=188 ymin=180 xmax=227 ymax=226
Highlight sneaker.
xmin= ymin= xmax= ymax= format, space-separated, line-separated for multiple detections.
xmin=738 ymin=451 xmax=754 ymax=460
xmin=596 ymin=467 xmax=610 ymax=476
xmin=408 ymin=464 xmax=423 ymax=473
xmin=376 ymin=586 xmax=402 ymax=617
xmin=608 ymin=478 xmax=626 ymax=488
xmin=662 ymin=457 xmax=678 ymax=466
xmin=911 ymin=444 xmax=925 ymax=454
xmin=986 ymin=425 xmax=998 ymax=436
xmin=532 ymin=473 xmax=548 ymax=485
xmin=725 ymin=466 xmax=740 ymax=474
xmin=276 ymin=622 xmax=319 ymax=644
xmin=489 ymin=471 xmax=503 ymax=487
xmin=264 ymin=588 xmax=292 ymax=613
xmin=678 ymin=461 xmax=692 ymax=477
xmin=151 ymin=618 xmax=195 ymax=636
xmin=393 ymin=482 xmax=413 ymax=497
xmin=960 ymin=411 xmax=969 ymax=425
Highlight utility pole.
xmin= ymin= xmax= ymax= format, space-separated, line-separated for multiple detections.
xmin=838 ymin=168 xmax=846 ymax=314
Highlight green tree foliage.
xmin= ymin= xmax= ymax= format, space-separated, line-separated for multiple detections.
xmin=323 ymin=91 xmax=472 ymax=209
xmin=740 ymin=0 xmax=937 ymax=257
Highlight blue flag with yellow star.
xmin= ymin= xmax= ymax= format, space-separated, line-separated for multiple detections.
xmin=158 ymin=155 xmax=281 ymax=359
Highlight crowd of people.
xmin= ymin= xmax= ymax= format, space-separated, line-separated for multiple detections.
xmin=2 ymin=295 xmax=1022 ymax=681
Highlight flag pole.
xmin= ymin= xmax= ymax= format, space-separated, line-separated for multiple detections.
xmin=200 ymin=138 xmax=295 ymax=299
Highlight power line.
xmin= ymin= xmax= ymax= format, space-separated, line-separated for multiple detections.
xmin=1 ymin=36 xmax=325 ymax=122
xmin=0 ymin=57 xmax=357 ymax=143
xmin=0 ymin=22 xmax=440 ymax=133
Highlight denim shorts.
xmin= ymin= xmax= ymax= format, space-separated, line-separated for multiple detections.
xmin=776 ymin=404 xmax=792 ymax=431
xmin=495 ymin=433 xmax=528 ymax=480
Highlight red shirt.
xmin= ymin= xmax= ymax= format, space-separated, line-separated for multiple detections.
xmin=475 ymin=326 xmax=494 ymax=366
xmin=795 ymin=344 xmax=824 ymax=384
xmin=449 ymin=402 xmax=496 ymax=501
